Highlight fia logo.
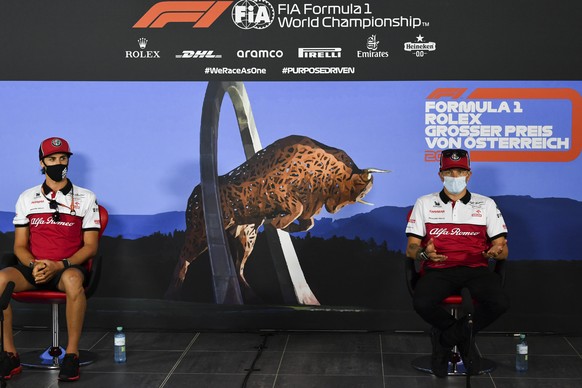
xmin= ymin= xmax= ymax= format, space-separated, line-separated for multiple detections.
xmin=232 ymin=0 xmax=275 ymax=30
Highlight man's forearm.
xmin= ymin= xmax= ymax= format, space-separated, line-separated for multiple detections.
xmin=66 ymin=244 xmax=98 ymax=266
xmin=14 ymin=246 xmax=36 ymax=268
xmin=406 ymin=243 xmax=428 ymax=261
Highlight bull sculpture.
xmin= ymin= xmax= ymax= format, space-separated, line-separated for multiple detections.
xmin=165 ymin=135 xmax=387 ymax=299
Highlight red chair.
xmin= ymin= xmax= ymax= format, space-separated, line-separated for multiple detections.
xmin=12 ymin=205 xmax=108 ymax=369
xmin=405 ymin=258 xmax=504 ymax=375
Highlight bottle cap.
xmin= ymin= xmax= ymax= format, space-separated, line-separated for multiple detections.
xmin=117 ymin=326 xmax=123 ymax=331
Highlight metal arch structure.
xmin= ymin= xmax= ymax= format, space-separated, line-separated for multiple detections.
xmin=199 ymin=81 xmax=320 ymax=305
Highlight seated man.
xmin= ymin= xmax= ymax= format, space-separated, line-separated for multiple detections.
xmin=405 ymin=149 xmax=509 ymax=377
xmin=0 ymin=137 xmax=100 ymax=382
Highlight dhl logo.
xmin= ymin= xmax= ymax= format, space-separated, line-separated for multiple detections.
xmin=133 ymin=1 xmax=233 ymax=28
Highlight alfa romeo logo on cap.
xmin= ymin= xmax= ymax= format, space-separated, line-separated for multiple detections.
xmin=51 ymin=138 xmax=62 ymax=147
xmin=450 ymin=152 xmax=460 ymax=160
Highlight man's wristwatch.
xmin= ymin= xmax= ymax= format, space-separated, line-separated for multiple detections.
xmin=62 ymin=259 xmax=71 ymax=269
xmin=416 ymin=248 xmax=430 ymax=261
xmin=28 ymin=259 xmax=36 ymax=269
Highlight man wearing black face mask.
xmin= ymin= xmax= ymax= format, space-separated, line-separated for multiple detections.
xmin=404 ymin=149 xmax=510 ymax=377
xmin=0 ymin=137 xmax=100 ymax=382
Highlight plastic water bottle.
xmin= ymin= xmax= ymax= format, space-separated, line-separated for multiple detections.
xmin=515 ymin=333 xmax=528 ymax=371
xmin=114 ymin=326 xmax=127 ymax=363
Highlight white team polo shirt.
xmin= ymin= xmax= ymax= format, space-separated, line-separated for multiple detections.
xmin=13 ymin=181 xmax=100 ymax=261
xmin=406 ymin=190 xmax=507 ymax=269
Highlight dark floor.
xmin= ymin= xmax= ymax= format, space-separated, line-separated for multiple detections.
xmin=5 ymin=329 xmax=582 ymax=388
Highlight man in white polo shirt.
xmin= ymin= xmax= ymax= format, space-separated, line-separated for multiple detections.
xmin=0 ymin=137 xmax=100 ymax=382
xmin=405 ymin=149 xmax=509 ymax=377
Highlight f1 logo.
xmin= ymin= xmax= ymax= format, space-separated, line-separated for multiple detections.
xmin=133 ymin=1 xmax=233 ymax=28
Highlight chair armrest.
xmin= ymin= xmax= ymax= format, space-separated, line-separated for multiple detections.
xmin=493 ymin=259 xmax=506 ymax=287
xmin=84 ymin=255 xmax=103 ymax=299
xmin=405 ymin=258 xmax=420 ymax=296
xmin=0 ymin=253 xmax=18 ymax=269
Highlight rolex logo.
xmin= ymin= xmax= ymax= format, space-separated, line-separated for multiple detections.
xmin=138 ymin=38 xmax=148 ymax=49
xmin=126 ymin=38 xmax=160 ymax=59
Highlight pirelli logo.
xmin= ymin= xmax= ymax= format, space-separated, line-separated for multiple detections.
xmin=298 ymin=48 xmax=342 ymax=59
xmin=133 ymin=1 xmax=233 ymax=29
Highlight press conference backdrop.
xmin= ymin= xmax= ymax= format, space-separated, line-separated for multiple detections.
xmin=0 ymin=0 xmax=581 ymax=332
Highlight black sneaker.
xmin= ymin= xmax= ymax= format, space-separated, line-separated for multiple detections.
xmin=430 ymin=327 xmax=451 ymax=378
xmin=458 ymin=336 xmax=481 ymax=375
xmin=0 ymin=352 xmax=22 ymax=379
xmin=58 ymin=353 xmax=80 ymax=382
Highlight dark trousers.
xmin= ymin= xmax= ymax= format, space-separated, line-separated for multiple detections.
xmin=413 ymin=266 xmax=509 ymax=341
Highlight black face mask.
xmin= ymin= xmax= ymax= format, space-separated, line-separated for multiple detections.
xmin=44 ymin=164 xmax=68 ymax=182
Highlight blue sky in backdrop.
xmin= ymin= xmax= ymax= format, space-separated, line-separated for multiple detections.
xmin=1 ymin=81 xmax=580 ymax=217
